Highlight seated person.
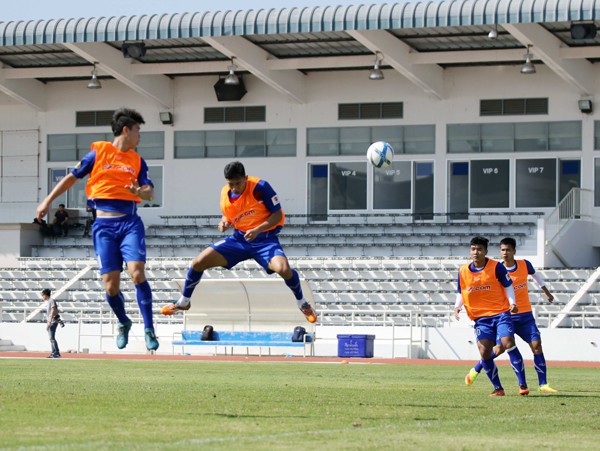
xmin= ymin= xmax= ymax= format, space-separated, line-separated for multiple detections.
xmin=52 ymin=203 xmax=70 ymax=237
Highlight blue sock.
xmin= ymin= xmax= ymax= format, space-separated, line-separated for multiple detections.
xmin=106 ymin=292 xmax=129 ymax=324
xmin=474 ymin=350 xmax=495 ymax=373
xmin=182 ymin=268 xmax=203 ymax=298
xmin=507 ymin=346 xmax=527 ymax=386
xmin=284 ymin=269 xmax=303 ymax=300
xmin=135 ymin=280 xmax=154 ymax=330
xmin=533 ymin=353 xmax=548 ymax=386
xmin=481 ymin=358 xmax=502 ymax=390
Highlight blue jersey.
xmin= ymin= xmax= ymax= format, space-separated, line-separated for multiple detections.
xmin=71 ymin=150 xmax=153 ymax=215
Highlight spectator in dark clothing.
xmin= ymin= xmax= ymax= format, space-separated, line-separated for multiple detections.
xmin=53 ymin=203 xmax=69 ymax=237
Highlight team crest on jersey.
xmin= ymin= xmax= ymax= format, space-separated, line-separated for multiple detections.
xmin=271 ymin=195 xmax=280 ymax=206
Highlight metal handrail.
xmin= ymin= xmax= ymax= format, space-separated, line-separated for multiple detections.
xmin=545 ymin=187 xmax=594 ymax=244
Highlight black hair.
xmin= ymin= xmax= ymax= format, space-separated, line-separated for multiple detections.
xmin=111 ymin=108 xmax=145 ymax=137
xmin=224 ymin=161 xmax=246 ymax=180
xmin=41 ymin=288 xmax=51 ymax=296
xmin=470 ymin=236 xmax=489 ymax=250
xmin=58 ymin=203 xmax=65 ymax=208
xmin=500 ymin=237 xmax=517 ymax=249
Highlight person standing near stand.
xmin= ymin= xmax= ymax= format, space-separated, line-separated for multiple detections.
xmin=42 ymin=288 xmax=61 ymax=358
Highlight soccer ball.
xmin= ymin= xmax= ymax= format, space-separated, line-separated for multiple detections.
xmin=367 ymin=141 xmax=394 ymax=169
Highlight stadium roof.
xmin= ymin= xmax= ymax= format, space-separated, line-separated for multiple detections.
xmin=0 ymin=0 xmax=598 ymax=109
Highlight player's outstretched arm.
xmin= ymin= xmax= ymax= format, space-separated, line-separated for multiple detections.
xmin=37 ymin=173 xmax=78 ymax=220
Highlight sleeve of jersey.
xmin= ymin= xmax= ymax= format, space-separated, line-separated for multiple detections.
xmin=496 ymin=264 xmax=513 ymax=287
xmin=456 ymin=273 xmax=462 ymax=294
xmin=70 ymin=150 xmax=96 ymax=178
xmin=525 ymin=259 xmax=536 ymax=274
xmin=255 ymin=180 xmax=281 ymax=213
xmin=138 ymin=159 xmax=154 ymax=187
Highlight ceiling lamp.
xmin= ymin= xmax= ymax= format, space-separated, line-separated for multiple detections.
xmin=87 ymin=63 xmax=102 ymax=89
xmin=369 ymin=51 xmax=384 ymax=80
xmin=224 ymin=57 xmax=240 ymax=85
xmin=520 ymin=45 xmax=536 ymax=74
xmin=488 ymin=24 xmax=498 ymax=40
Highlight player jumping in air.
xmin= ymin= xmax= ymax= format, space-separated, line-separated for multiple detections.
xmin=36 ymin=108 xmax=159 ymax=351
xmin=161 ymin=161 xmax=317 ymax=323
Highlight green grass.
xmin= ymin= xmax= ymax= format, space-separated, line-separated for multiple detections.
xmin=0 ymin=360 xmax=598 ymax=450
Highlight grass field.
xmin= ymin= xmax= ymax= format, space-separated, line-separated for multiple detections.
xmin=0 ymin=359 xmax=598 ymax=450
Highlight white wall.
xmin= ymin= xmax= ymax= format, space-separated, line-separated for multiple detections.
xmin=0 ymin=62 xmax=596 ymax=224
xmin=2 ymin=322 xmax=599 ymax=361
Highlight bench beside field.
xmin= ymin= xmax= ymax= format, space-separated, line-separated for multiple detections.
xmin=170 ymin=278 xmax=317 ymax=357
xmin=173 ymin=330 xmax=315 ymax=357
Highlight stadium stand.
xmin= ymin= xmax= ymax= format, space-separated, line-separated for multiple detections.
xmin=2 ymin=213 xmax=599 ymax=333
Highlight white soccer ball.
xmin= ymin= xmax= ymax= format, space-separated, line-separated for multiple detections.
xmin=367 ymin=141 xmax=394 ymax=169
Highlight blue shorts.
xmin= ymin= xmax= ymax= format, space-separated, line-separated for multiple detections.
xmin=493 ymin=311 xmax=540 ymax=344
xmin=474 ymin=311 xmax=514 ymax=342
xmin=211 ymin=229 xmax=286 ymax=274
xmin=92 ymin=214 xmax=146 ymax=275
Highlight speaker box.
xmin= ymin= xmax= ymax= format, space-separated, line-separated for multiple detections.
xmin=571 ymin=23 xmax=597 ymax=40
xmin=214 ymin=78 xmax=247 ymax=101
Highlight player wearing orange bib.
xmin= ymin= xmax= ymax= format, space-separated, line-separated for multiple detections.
xmin=161 ymin=161 xmax=317 ymax=323
xmin=454 ymin=236 xmax=528 ymax=396
xmin=36 ymin=108 xmax=158 ymax=351
xmin=465 ymin=237 xmax=557 ymax=393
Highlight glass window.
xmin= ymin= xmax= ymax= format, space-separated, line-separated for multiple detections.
xmin=414 ymin=162 xmax=434 ymax=219
xmin=308 ymin=125 xmax=435 ymax=156
xmin=548 ymin=121 xmax=581 ymax=150
xmin=48 ymin=168 xmax=68 ymax=208
xmin=329 ymin=162 xmax=367 ymax=210
xmin=404 ymin=125 xmax=435 ymax=154
xmin=174 ymin=131 xmax=205 ymax=159
xmin=481 ymin=123 xmax=514 ymax=153
xmin=340 ymin=127 xmax=370 ymax=155
xmin=371 ymin=126 xmax=403 ymax=154
xmin=206 ymin=131 xmax=235 ymax=158
xmin=307 ymin=128 xmax=339 ymax=156
xmin=236 ymin=130 xmax=266 ymax=157
xmin=595 ymin=159 xmax=600 ymax=206
xmin=595 ymin=121 xmax=600 ymax=150
xmin=373 ymin=161 xmax=411 ymax=209
xmin=67 ymin=165 xmax=88 ymax=209
xmin=515 ymin=159 xmax=556 ymax=208
xmin=559 ymin=159 xmax=580 ymax=200
xmin=137 ymin=132 xmax=164 ymax=159
xmin=140 ymin=166 xmax=163 ymax=208
xmin=447 ymin=124 xmax=480 ymax=153
xmin=470 ymin=160 xmax=510 ymax=208
xmin=76 ymin=133 xmax=110 ymax=160
xmin=48 ymin=134 xmax=76 ymax=162
xmin=266 ymin=129 xmax=296 ymax=156
xmin=514 ymin=122 xmax=547 ymax=151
